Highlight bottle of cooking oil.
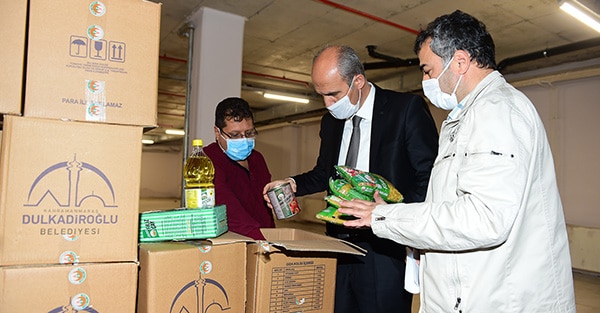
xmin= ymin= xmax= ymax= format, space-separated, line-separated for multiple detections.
xmin=183 ymin=139 xmax=215 ymax=209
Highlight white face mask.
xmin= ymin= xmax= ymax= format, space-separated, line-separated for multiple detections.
xmin=327 ymin=76 xmax=362 ymax=120
xmin=422 ymin=58 xmax=463 ymax=110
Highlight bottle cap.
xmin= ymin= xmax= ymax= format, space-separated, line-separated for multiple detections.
xmin=192 ymin=139 xmax=203 ymax=146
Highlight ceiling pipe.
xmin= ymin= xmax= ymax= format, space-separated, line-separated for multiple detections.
xmin=364 ymin=37 xmax=600 ymax=72
xmin=314 ymin=0 xmax=420 ymax=35
xmin=497 ymin=37 xmax=600 ymax=72
xmin=312 ymin=0 xmax=423 ymax=69
xmin=314 ymin=0 xmax=600 ymax=73
xmin=158 ymin=55 xmax=311 ymax=88
xmin=242 ymin=70 xmax=311 ymax=88
xmin=364 ymin=45 xmax=419 ymax=70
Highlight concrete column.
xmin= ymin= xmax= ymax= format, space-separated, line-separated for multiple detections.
xmin=187 ymin=7 xmax=245 ymax=147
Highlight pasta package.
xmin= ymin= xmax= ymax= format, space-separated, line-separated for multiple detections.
xmin=315 ymin=206 xmax=357 ymax=225
xmin=316 ymin=167 xmax=403 ymax=224
xmin=324 ymin=195 xmax=345 ymax=208
xmin=328 ymin=178 xmax=372 ymax=201
xmin=335 ymin=165 xmax=404 ymax=203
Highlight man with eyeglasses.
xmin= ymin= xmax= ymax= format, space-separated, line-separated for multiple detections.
xmin=204 ymin=97 xmax=275 ymax=240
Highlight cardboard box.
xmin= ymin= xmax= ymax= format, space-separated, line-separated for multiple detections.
xmin=139 ymin=205 xmax=228 ymax=242
xmin=24 ymin=0 xmax=161 ymax=126
xmin=138 ymin=232 xmax=251 ymax=313
xmin=0 ymin=116 xmax=143 ymax=265
xmin=0 ymin=262 xmax=138 ymax=311
xmin=246 ymin=228 xmax=366 ymax=313
xmin=0 ymin=0 xmax=27 ymax=115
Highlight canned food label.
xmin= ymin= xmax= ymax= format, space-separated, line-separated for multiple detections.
xmin=268 ymin=183 xmax=301 ymax=219
xmin=185 ymin=187 xmax=215 ymax=209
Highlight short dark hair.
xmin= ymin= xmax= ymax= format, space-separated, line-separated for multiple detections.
xmin=414 ymin=10 xmax=497 ymax=70
xmin=215 ymin=97 xmax=254 ymax=129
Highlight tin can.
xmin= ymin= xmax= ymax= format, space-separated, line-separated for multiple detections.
xmin=267 ymin=182 xmax=301 ymax=219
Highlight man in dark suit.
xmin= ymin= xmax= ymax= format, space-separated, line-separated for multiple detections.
xmin=264 ymin=45 xmax=439 ymax=313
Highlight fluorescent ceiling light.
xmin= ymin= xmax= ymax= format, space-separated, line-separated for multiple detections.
xmin=263 ymin=92 xmax=309 ymax=104
xmin=142 ymin=139 xmax=155 ymax=145
xmin=165 ymin=129 xmax=185 ymax=135
xmin=560 ymin=0 xmax=600 ymax=33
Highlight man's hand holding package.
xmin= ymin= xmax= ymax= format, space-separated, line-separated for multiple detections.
xmin=337 ymin=191 xmax=386 ymax=228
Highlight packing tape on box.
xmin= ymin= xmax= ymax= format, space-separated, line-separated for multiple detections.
xmin=85 ymin=79 xmax=106 ymax=122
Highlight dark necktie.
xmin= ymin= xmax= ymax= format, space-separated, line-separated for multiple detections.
xmin=345 ymin=115 xmax=362 ymax=168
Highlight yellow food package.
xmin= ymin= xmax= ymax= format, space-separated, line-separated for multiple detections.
xmin=315 ymin=206 xmax=357 ymax=225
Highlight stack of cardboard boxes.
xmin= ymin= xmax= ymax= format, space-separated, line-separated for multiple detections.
xmin=0 ymin=0 xmax=160 ymax=311
xmin=1 ymin=1 xmax=368 ymax=312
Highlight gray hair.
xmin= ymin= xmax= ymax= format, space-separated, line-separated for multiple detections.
xmin=314 ymin=45 xmax=366 ymax=86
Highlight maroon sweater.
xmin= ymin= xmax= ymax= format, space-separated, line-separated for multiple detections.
xmin=204 ymin=142 xmax=275 ymax=240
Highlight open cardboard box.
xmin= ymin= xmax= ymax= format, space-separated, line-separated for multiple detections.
xmin=246 ymin=228 xmax=366 ymax=313
xmin=138 ymin=228 xmax=366 ymax=313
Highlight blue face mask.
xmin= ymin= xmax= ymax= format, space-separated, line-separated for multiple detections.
xmin=222 ymin=137 xmax=255 ymax=161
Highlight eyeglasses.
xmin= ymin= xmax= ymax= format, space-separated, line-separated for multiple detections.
xmin=219 ymin=128 xmax=258 ymax=139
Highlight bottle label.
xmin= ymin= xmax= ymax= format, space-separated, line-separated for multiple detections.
xmin=185 ymin=187 xmax=215 ymax=209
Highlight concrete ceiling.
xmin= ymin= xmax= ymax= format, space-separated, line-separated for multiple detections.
xmin=144 ymin=0 xmax=600 ymax=146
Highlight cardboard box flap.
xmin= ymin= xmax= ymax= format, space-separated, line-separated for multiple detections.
xmin=260 ymin=228 xmax=366 ymax=256
xmin=139 ymin=231 xmax=253 ymax=254
xmin=193 ymin=231 xmax=254 ymax=246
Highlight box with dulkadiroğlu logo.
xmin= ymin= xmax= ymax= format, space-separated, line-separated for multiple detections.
xmin=138 ymin=228 xmax=366 ymax=313
xmin=23 ymin=0 xmax=161 ymax=126
xmin=137 ymin=232 xmax=251 ymax=313
xmin=0 ymin=262 xmax=138 ymax=312
xmin=0 ymin=115 xmax=142 ymax=266
xmin=0 ymin=0 xmax=26 ymax=115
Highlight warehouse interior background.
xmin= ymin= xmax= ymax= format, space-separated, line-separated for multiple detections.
xmin=138 ymin=0 xmax=600 ymax=274
xmin=143 ymin=0 xmax=600 ymax=145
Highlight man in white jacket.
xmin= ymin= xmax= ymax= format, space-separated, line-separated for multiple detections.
xmin=338 ymin=10 xmax=576 ymax=313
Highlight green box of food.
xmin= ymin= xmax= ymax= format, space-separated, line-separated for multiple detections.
xmin=139 ymin=205 xmax=228 ymax=242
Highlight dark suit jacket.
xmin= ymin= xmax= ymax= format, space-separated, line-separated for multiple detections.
xmin=293 ymin=84 xmax=439 ymax=204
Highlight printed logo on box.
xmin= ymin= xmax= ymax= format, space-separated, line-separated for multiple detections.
xmin=59 ymin=251 xmax=80 ymax=265
xmin=199 ymin=261 xmax=212 ymax=274
xmin=198 ymin=245 xmax=212 ymax=253
xmin=143 ymin=219 xmax=158 ymax=238
xmin=69 ymin=267 xmax=87 ymax=285
xmin=171 ymin=275 xmax=232 ymax=313
xmin=22 ymin=154 xmax=119 ymax=240
xmin=48 ymin=292 xmax=99 ymax=313
xmin=85 ymin=80 xmax=107 ymax=122
xmin=48 ymin=303 xmax=99 ymax=313
xmin=71 ymin=293 xmax=91 ymax=311
xmin=87 ymin=80 xmax=105 ymax=93
xmin=87 ymin=25 xmax=104 ymax=41
xmin=89 ymin=1 xmax=106 ymax=17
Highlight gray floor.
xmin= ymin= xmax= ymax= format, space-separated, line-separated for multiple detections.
xmin=276 ymin=219 xmax=600 ymax=313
